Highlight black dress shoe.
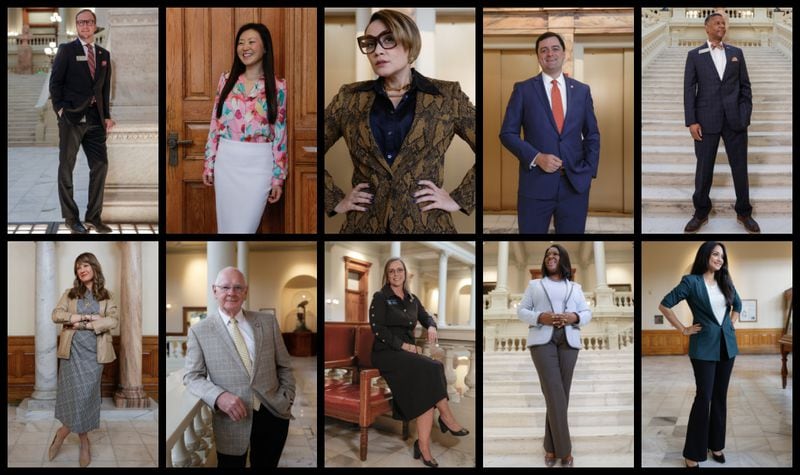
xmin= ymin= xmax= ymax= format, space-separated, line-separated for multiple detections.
xmin=709 ymin=450 xmax=725 ymax=463
xmin=413 ymin=439 xmax=438 ymax=468
xmin=684 ymin=216 xmax=708 ymax=233
xmin=85 ymin=220 xmax=112 ymax=234
xmin=66 ymin=221 xmax=89 ymax=234
xmin=737 ymin=215 xmax=761 ymax=234
xmin=438 ymin=416 xmax=469 ymax=436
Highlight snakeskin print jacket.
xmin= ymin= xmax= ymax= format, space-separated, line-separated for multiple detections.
xmin=325 ymin=70 xmax=475 ymax=234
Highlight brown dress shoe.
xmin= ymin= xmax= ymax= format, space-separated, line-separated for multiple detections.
xmin=684 ymin=216 xmax=708 ymax=233
xmin=544 ymin=452 xmax=557 ymax=467
xmin=737 ymin=215 xmax=761 ymax=234
xmin=561 ymin=455 xmax=574 ymax=467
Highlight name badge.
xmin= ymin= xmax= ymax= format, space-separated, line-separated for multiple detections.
xmin=698 ymin=48 xmax=710 ymax=54
xmin=76 ymin=55 xmax=88 ymax=61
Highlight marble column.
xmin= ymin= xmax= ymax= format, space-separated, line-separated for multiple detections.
xmin=489 ymin=241 xmax=510 ymax=310
xmin=32 ymin=242 xmax=58 ymax=402
xmin=207 ymin=242 xmax=236 ymax=315
xmin=469 ymin=265 xmax=476 ymax=328
xmin=114 ymin=241 xmax=150 ymax=407
xmin=97 ymin=8 xmax=159 ymax=222
xmin=438 ymin=252 xmax=449 ymax=326
xmin=391 ymin=241 xmax=401 ymax=258
xmin=237 ymin=241 xmax=249 ymax=309
xmin=593 ymin=241 xmax=616 ymax=312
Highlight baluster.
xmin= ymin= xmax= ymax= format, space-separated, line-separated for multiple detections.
xmin=171 ymin=433 xmax=191 ymax=467
xmin=464 ymin=348 xmax=476 ymax=398
xmin=193 ymin=410 xmax=210 ymax=463
xmin=184 ymin=422 xmax=202 ymax=466
xmin=444 ymin=347 xmax=459 ymax=402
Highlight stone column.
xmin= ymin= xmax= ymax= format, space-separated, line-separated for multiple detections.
xmin=469 ymin=265 xmax=476 ymax=328
xmin=391 ymin=241 xmax=401 ymax=258
xmin=207 ymin=242 xmax=236 ymax=315
xmin=114 ymin=241 xmax=150 ymax=407
xmin=237 ymin=241 xmax=249 ymax=309
xmin=98 ymin=8 xmax=159 ymax=222
xmin=593 ymin=241 xmax=616 ymax=312
xmin=31 ymin=242 xmax=58 ymax=402
xmin=438 ymin=252 xmax=449 ymax=326
xmin=489 ymin=241 xmax=510 ymax=310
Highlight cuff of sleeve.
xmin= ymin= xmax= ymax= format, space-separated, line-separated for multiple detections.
xmin=271 ymin=178 xmax=284 ymax=188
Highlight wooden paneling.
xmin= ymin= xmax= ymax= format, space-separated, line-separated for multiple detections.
xmin=7 ymin=336 xmax=159 ymax=404
xmin=642 ymin=329 xmax=784 ymax=356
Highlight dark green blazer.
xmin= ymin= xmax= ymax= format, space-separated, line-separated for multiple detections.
xmin=661 ymin=274 xmax=741 ymax=361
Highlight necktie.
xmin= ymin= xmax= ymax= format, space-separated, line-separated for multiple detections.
xmin=87 ymin=43 xmax=95 ymax=79
xmin=551 ymin=79 xmax=564 ymax=134
xmin=230 ymin=318 xmax=260 ymax=411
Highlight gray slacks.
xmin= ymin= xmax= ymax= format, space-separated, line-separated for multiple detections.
xmin=529 ymin=327 xmax=579 ymax=458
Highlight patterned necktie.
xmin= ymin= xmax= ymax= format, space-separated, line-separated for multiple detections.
xmin=551 ymin=79 xmax=564 ymax=134
xmin=87 ymin=43 xmax=95 ymax=79
xmin=230 ymin=318 xmax=260 ymax=411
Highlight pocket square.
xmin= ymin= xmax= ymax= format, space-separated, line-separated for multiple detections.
xmin=101 ymin=60 xmax=107 ymax=66
xmin=731 ymin=57 xmax=738 ymax=62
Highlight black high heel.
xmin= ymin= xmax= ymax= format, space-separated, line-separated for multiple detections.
xmin=709 ymin=450 xmax=725 ymax=464
xmin=438 ymin=415 xmax=469 ymax=436
xmin=685 ymin=458 xmax=700 ymax=468
xmin=413 ymin=439 xmax=439 ymax=468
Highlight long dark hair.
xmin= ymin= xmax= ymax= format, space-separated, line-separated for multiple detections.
xmin=215 ymin=23 xmax=277 ymax=124
xmin=690 ymin=241 xmax=734 ymax=306
xmin=68 ymin=252 xmax=111 ymax=301
xmin=541 ymin=244 xmax=572 ymax=280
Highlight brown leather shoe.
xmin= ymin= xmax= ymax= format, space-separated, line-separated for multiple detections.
xmin=737 ymin=215 xmax=761 ymax=234
xmin=561 ymin=455 xmax=574 ymax=467
xmin=684 ymin=216 xmax=708 ymax=233
xmin=544 ymin=452 xmax=557 ymax=467
xmin=79 ymin=440 xmax=91 ymax=467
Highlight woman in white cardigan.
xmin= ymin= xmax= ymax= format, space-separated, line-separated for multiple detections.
xmin=517 ymin=244 xmax=592 ymax=468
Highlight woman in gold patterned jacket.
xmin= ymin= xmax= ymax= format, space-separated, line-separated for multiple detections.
xmin=324 ymin=9 xmax=475 ymax=234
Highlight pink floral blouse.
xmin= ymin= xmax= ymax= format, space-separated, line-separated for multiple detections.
xmin=204 ymin=72 xmax=287 ymax=187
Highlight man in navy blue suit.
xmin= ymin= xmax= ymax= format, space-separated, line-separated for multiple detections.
xmin=50 ymin=9 xmax=115 ymax=234
xmin=683 ymin=12 xmax=759 ymax=233
xmin=499 ymin=32 xmax=600 ymax=234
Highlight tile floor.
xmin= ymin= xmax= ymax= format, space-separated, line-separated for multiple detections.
xmin=642 ymin=354 xmax=792 ymax=468
xmin=483 ymin=213 xmax=633 ymax=234
xmin=324 ymin=394 xmax=475 ymax=468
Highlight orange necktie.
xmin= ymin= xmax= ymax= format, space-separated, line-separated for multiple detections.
xmin=551 ymin=79 xmax=564 ymax=134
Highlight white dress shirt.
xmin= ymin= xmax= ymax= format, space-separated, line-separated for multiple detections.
xmin=705 ymin=281 xmax=727 ymax=326
xmin=218 ymin=308 xmax=256 ymax=366
xmin=708 ymin=40 xmax=726 ymax=81
xmin=531 ymin=71 xmax=568 ymax=168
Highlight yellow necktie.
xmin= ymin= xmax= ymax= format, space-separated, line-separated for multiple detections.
xmin=230 ymin=318 xmax=260 ymax=411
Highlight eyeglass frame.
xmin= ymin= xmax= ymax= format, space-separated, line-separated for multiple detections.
xmin=76 ymin=19 xmax=96 ymax=26
xmin=214 ymin=284 xmax=247 ymax=294
xmin=356 ymin=30 xmax=398 ymax=55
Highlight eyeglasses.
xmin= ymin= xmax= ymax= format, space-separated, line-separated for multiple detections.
xmin=215 ymin=285 xmax=246 ymax=294
xmin=76 ymin=20 xmax=96 ymax=26
xmin=357 ymin=31 xmax=397 ymax=54
xmin=388 ymin=268 xmax=405 ymax=275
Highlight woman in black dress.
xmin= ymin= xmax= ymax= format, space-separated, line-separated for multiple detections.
xmin=369 ymin=257 xmax=469 ymax=468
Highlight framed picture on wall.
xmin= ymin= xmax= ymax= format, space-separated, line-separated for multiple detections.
xmin=739 ymin=299 xmax=757 ymax=322
xmin=184 ymin=306 xmax=208 ymax=332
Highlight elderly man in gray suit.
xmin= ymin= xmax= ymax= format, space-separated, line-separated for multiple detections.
xmin=184 ymin=266 xmax=295 ymax=468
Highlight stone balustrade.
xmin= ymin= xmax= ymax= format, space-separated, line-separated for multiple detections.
xmin=166 ymin=368 xmax=215 ymax=467
xmin=167 ymin=336 xmax=188 ymax=358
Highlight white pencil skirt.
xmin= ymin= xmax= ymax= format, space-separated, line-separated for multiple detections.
xmin=215 ymin=138 xmax=273 ymax=233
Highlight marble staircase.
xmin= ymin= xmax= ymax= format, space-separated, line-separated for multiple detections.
xmin=7 ymin=72 xmax=48 ymax=146
xmin=483 ymin=348 xmax=634 ymax=467
xmin=641 ymin=47 xmax=792 ymax=233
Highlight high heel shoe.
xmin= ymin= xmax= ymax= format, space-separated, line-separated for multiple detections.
xmin=413 ymin=439 xmax=439 ymax=468
xmin=544 ymin=452 xmax=557 ymax=467
xmin=79 ymin=439 xmax=91 ymax=467
xmin=709 ymin=450 xmax=725 ymax=464
xmin=684 ymin=458 xmax=699 ymax=468
xmin=438 ymin=416 xmax=469 ymax=436
xmin=48 ymin=431 xmax=66 ymax=461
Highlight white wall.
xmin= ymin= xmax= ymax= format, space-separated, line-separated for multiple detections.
xmin=166 ymin=247 xmax=318 ymax=334
xmin=7 ymin=241 xmax=159 ymax=336
xmin=642 ymin=241 xmax=792 ymax=330
xmin=324 ymin=243 xmax=383 ymax=322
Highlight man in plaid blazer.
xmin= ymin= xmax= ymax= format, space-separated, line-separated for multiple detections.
xmin=184 ymin=267 xmax=295 ymax=467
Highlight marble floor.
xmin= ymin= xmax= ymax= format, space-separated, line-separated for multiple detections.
xmin=324 ymin=394 xmax=475 ymax=468
xmin=7 ymin=409 xmax=158 ymax=468
xmin=483 ymin=213 xmax=633 ymax=234
xmin=642 ymin=354 xmax=792 ymax=468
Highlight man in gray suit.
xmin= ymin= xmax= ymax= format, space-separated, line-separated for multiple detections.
xmin=184 ymin=267 xmax=295 ymax=468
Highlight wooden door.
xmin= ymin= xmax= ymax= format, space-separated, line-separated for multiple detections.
xmin=166 ymin=8 xmax=316 ymax=233
xmin=344 ymin=257 xmax=371 ymax=322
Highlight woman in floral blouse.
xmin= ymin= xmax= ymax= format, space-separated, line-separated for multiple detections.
xmin=204 ymin=23 xmax=287 ymax=233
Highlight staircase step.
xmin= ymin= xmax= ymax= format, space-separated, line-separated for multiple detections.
xmin=484 ymin=405 xmax=633 ymax=428
xmin=641 ymin=119 xmax=792 ymax=132
xmin=643 ymin=130 xmax=791 ymax=147
xmin=484 ymin=378 xmax=632 ymax=394
xmin=641 ymin=145 xmax=792 ymax=164
xmin=642 ymin=214 xmax=792 ymax=234
xmin=484 ymin=426 xmax=634 ymax=456
xmin=642 ymin=163 xmax=792 ymax=187
xmin=484 ymin=367 xmax=632 ymax=381
xmin=483 ymin=390 xmax=634 ymax=408
xmin=643 ymin=100 xmax=790 ymax=111
xmin=642 ymin=186 xmax=792 ymax=214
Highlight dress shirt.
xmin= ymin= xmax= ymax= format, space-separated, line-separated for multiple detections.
xmin=218 ymin=309 xmax=256 ymax=366
xmin=708 ymin=40 xmax=726 ymax=81
xmin=79 ymin=38 xmax=94 ymax=61
xmin=531 ymin=72 xmax=568 ymax=169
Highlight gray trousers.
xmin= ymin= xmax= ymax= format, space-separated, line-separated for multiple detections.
xmin=529 ymin=327 xmax=579 ymax=458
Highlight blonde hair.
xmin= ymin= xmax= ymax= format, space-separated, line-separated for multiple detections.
xmin=368 ymin=9 xmax=422 ymax=64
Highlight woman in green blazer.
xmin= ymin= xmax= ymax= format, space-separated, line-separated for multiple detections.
xmin=658 ymin=241 xmax=741 ymax=468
